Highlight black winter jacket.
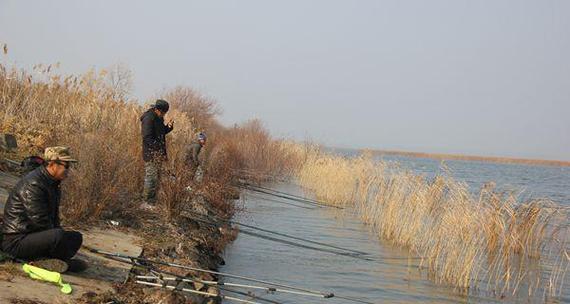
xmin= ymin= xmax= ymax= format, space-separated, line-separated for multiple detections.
xmin=141 ymin=109 xmax=173 ymax=162
xmin=2 ymin=166 xmax=61 ymax=235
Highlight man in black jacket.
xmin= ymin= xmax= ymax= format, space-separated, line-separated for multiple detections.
xmin=1 ymin=146 xmax=83 ymax=272
xmin=140 ymin=99 xmax=174 ymax=209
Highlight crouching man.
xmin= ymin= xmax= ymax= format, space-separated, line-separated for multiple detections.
xmin=1 ymin=146 xmax=86 ymax=272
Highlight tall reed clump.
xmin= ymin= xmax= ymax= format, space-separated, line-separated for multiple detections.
xmin=0 ymin=63 xmax=150 ymax=221
xmin=206 ymin=119 xmax=303 ymax=183
xmin=296 ymin=149 xmax=569 ymax=300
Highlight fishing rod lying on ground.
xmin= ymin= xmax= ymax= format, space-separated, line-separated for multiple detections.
xmin=138 ymin=274 xmax=322 ymax=298
xmin=141 ymin=269 xmax=284 ymax=304
xmin=86 ymin=246 xmax=378 ymax=304
xmin=219 ymin=287 xmax=283 ymax=304
xmin=135 ymin=279 xmax=262 ymax=304
xmin=85 ymin=246 xmax=333 ymax=298
xmin=139 ymin=268 xmax=375 ymax=304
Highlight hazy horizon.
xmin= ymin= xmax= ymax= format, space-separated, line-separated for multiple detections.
xmin=1 ymin=1 xmax=568 ymax=161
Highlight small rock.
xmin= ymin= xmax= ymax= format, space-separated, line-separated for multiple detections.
xmin=0 ymin=133 xmax=17 ymax=151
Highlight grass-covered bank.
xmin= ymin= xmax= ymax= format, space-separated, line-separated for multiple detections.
xmin=295 ymin=148 xmax=569 ymax=300
xmin=0 ymin=56 xmax=300 ymax=223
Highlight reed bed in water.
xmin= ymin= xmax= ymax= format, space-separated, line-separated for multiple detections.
xmin=296 ymin=149 xmax=569 ymax=299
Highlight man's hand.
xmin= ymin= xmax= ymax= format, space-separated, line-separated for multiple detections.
xmin=167 ymin=120 xmax=175 ymax=129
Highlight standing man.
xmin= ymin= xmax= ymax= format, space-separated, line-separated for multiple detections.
xmin=1 ymin=147 xmax=85 ymax=272
xmin=140 ymin=99 xmax=174 ymax=209
xmin=186 ymin=132 xmax=207 ymax=181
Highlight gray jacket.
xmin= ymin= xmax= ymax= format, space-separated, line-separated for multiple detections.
xmin=186 ymin=142 xmax=202 ymax=168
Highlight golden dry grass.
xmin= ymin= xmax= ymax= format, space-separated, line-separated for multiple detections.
xmin=295 ymin=148 xmax=569 ymax=299
xmin=0 ymin=55 xmax=297 ymax=222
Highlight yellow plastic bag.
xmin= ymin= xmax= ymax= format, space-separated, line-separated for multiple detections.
xmin=22 ymin=263 xmax=72 ymax=294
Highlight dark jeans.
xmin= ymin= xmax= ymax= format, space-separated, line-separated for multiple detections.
xmin=2 ymin=228 xmax=83 ymax=261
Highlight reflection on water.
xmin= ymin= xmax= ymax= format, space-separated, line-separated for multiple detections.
xmin=221 ymin=156 xmax=570 ymax=303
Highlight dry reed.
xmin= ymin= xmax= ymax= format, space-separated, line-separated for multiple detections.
xmin=295 ymin=148 xmax=569 ymax=300
xmin=0 ymin=53 xmax=296 ymax=222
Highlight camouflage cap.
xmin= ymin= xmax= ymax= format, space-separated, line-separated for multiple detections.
xmin=44 ymin=146 xmax=78 ymax=163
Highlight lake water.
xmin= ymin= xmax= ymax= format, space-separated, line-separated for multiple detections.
xmin=221 ymin=155 xmax=570 ymax=303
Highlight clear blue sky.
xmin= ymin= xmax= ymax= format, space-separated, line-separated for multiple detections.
xmin=1 ymin=0 xmax=569 ymax=160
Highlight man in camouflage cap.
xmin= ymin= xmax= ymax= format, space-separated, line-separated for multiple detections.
xmin=1 ymin=146 xmax=85 ymax=272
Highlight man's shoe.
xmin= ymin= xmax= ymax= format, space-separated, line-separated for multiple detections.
xmin=30 ymin=258 xmax=68 ymax=273
xmin=66 ymin=258 xmax=88 ymax=273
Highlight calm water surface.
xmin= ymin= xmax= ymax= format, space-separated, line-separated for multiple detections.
xmin=222 ymin=156 xmax=570 ymax=303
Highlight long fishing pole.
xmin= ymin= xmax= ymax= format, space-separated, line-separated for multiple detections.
xmin=138 ymin=269 xmax=376 ymax=304
xmin=185 ymin=210 xmax=369 ymax=256
xmin=219 ymin=287 xmax=283 ymax=304
xmin=237 ymin=184 xmax=342 ymax=209
xmin=238 ymin=229 xmax=373 ymax=261
xmin=137 ymin=275 xmax=327 ymax=299
xmin=139 ymin=265 xmax=284 ymax=304
xmin=241 ymin=184 xmax=326 ymax=205
xmin=238 ymin=185 xmax=328 ymax=208
xmin=244 ymin=192 xmax=319 ymax=210
xmin=135 ymin=280 xmax=262 ymax=304
xmin=240 ymin=183 xmax=340 ymax=208
xmin=85 ymin=246 xmax=335 ymax=299
xmin=233 ymin=181 xmax=334 ymax=207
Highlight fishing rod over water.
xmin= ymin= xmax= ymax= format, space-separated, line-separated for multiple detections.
xmin=184 ymin=210 xmax=369 ymax=256
xmin=184 ymin=211 xmax=423 ymax=264
xmin=244 ymin=192 xmax=319 ymax=210
xmin=234 ymin=182 xmax=344 ymax=209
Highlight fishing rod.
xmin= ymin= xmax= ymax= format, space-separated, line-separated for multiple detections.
xmin=239 ymin=184 xmax=343 ymax=209
xmin=185 ymin=210 xmax=369 ymax=256
xmin=239 ymin=182 xmax=333 ymax=206
xmin=219 ymin=287 xmax=283 ymax=304
xmin=238 ymin=229 xmax=373 ymax=261
xmin=142 ymin=269 xmax=285 ymax=304
xmin=85 ymin=246 xmax=335 ymax=299
xmin=138 ymin=268 xmax=376 ymax=304
xmin=244 ymin=192 xmax=319 ymax=210
xmin=185 ymin=211 xmax=424 ymax=262
xmin=135 ymin=279 xmax=262 ymax=304
xmin=137 ymin=274 xmax=328 ymax=299
xmin=238 ymin=185 xmax=325 ymax=208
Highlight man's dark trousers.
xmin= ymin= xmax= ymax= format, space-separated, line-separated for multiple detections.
xmin=2 ymin=228 xmax=82 ymax=261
